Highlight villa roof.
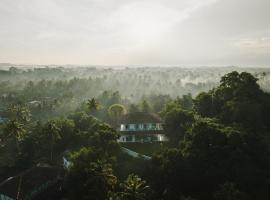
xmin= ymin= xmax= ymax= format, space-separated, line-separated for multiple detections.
xmin=120 ymin=112 xmax=162 ymax=124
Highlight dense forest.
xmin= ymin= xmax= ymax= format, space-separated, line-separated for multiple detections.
xmin=1 ymin=66 xmax=270 ymax=200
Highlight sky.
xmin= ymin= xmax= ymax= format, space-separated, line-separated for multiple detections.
xmin=0 ymin=0 xmax=270 ymax=67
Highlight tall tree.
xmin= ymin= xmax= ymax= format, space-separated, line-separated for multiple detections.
xmin=87 ymin=98 xmax=100 ymax=113
xmin=43 ymin=120 xmax=61 ymax=162
xmin=118 ymin=174 xmax=150 ymax=200
xmin=194 ymin=71 xmax=270 ymax=131
xmin=8 ymin=104 xmax=31 ymax=123
xmin=3 ymin=119 xmax=26 ymax=152
xmin=108 ymin=104 xmax=126 ymax=127
xmin=163 ymin=107 xmax=194 ymax=144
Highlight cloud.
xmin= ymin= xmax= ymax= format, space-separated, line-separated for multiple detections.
xmin=0 ymin=0 xmax=219 ymax=38
xmin=232 ymin=37 xmax=270 ymax=49
xmin=178 ymin=0 xmax=219 ymax=20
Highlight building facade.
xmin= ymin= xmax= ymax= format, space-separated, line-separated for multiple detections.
xmin=118 ymin=112 xmax=168 ymax=143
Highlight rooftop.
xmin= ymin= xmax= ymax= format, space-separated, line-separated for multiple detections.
xmin=120 ymin=112 xmax=162 ymax=124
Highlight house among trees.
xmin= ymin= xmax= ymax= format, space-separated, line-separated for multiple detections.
xmin=28 ymin=100 xmax=42 ymax=108
xmin=118 ymin=112 xmax=168 ymax=143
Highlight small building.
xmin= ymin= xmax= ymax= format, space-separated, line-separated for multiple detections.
xmin=118 ymin=112 xmax=168 ymax=143
xmin=28 ymin=101 xmax=42 ymax=108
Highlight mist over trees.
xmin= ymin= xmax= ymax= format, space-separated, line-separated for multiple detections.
xmin=1 ymin=66 xmax=270 ymax=120
xmin=1 ymin=67 xmax=270 ymax=200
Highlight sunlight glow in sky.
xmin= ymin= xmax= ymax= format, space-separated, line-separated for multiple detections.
xmin=0 ymin=0 xmax=269 ymax=66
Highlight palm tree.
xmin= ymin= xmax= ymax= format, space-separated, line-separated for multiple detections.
xmin=44 ymin=121 xmax=60 ymax=162
xmin=87 ymin=98 xmax=100 ymax=113
xmin=4 ymin=120 xmax=25 ymax=152
xmin=8 ymin=104 xmax=31 ymax=123
xmin=118 ymin=174 xmax=150 ymax=200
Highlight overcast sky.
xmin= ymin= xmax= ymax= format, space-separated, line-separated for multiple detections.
xmin=0 ymin=0 xmax=270 ymax=67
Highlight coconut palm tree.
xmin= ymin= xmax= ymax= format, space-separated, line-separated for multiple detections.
xmin=87 ymin=98 xmax=100 ymax=113
xmin=118 ymin=174 xmax=150 ymax=200
xmin=44 ymin=121 xmax=60 ymax=162
xmin=8 ymin=104 xmax=31 ymax=123
xmin=4 ymin=120 xmax=25 ymax=152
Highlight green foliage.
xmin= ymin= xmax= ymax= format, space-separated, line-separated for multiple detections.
xmin=3 ymin=120 xmax=26 ymax=142
xmin=148 ymin=148 xmax=186 ymax=200
xmin=148 ymin=94 xmax=172 ymax=113
xmin=54 ymin=119 xmax=76 ymax=151
xmin=140 ymin=100 xmax=151 ymax=112
xmin=86 ymin=123 xmax=120 ymax=159
xmin=162 ymin=106 xmax=194 ymax=144
xmin=194 ymin=92 xmax=214 ymax=117
xmin=181 ymin=118 xmax=240 ymax=156
xmin=68 ymin=111 xmax=100 ymax=132
xmin=108 ymin=104 xmax=127 ymax=126
xmin=2 ymin=69 xmax=270 ymax=200
xmin=65 ymin=147 xmax=117 ymax=200
xmin=214 ymin=182 xmax=248 ymax=200
xmin=129 ymin=104 xmax=140 ymax=113
xmin=118 ymin=174 xmax=150 ymax=200
xmin=108 ymin=104 xmax=126 ymax=117
xmin=42 ymin=120 xmax=61 ymax=162
xmin=87 ymin=98 xmax=100 ymax=112
xmin=194 ymin=71 xmax=270 ymax=132
xmin=177 ymin=94 xmax=193 ymax=111
xmin=8 ymin=104 xmax=31 ymax=123
xmin=114 ymin=152 xmax=150 ymax=182
xmin=149 ymin=118 xmax=270 ymax=199
xmin=220 ymin=71 xmax=261 ymax=99
xmin=2 ymin=105 xmax=31 ymax=153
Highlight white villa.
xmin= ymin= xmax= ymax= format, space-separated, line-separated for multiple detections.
xmin=118 ymin=112 xmax=168 ymax=143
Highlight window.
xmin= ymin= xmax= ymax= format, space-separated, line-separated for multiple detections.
xmin=129 ymin=124 xmax=135 ymax=130
xmin=126 ymin=135 xmax=133 ymax=142
xmin=143 ymin=124 xmax=147 ymax=129
xmin=145 ymin=136 xmax=151 ymax=142
xmin=157 ymin=123 xmax=163 ymax=130
xmin=135 ymin=135 xmax=144 ymax=142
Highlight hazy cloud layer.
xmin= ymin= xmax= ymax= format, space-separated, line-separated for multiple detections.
xmin=0 ymin=0 xmax=269 ymax=66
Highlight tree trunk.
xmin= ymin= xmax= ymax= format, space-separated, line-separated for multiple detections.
xmin=50 ymin=134 xmax=54 ymax=162
xmin=50 ymin=143 xmax=54 ymax=162
xmin=15 ymin=139 xmax=20 ymax=154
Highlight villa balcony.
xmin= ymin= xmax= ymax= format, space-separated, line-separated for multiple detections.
xmin=120 ymin=123 xmax=163 ymax=132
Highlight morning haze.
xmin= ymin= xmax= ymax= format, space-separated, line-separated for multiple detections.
xmin=1 ymin=1 xmax=270 ymax=200
xmin=0 ymin=0 xmax=270 ymax=66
